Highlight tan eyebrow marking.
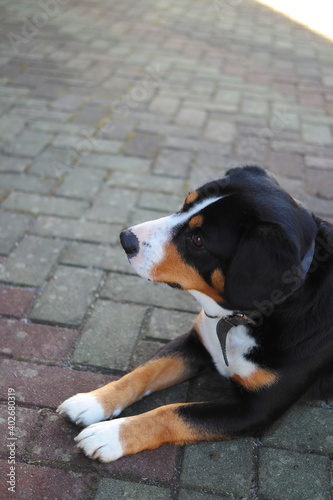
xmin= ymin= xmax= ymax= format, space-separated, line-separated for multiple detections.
xmin=188 ymin=215 xmax=203 ymax=228
xmin=211 ymin=269 xmax=225 ymax=293
xmin=185 ymin=191 xmax=198 ymax=205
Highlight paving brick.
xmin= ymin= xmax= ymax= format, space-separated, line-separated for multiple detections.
xmin=86 ymin=187 xmax=136 ymax=224
xmin=0 ymin=212 xmax=32 ymax=255
xmin=0 ymin=318 xmax=78 ymax=361
xmin=60 ymin=242 xmax=128 ymax=272
xmin=241 ymin=99 xmax=268 ymax=116
xmin=108 ymin=171 xmax=186 ymax=194
xmin=57 ymin=167 xmax=106 ymax=198
xmin=0 ymin=359 xmax=116 ymax=408
xmin=178 ymin=489 xmax=222 ymax=500
xmin=29 ymin=147 xmax=77 ymax=178
xmin=0 ymin=286 xmax=35 ymax=318
xmin=101 ymin=273 xmax=199 ymax=312
xmin=0 ymin=173 xmax=55 ymax=194
xmin=305 ymin=156 xmax=333 ymax=170
xmin=2 ymin=192 xmax=89 ymax=218
xmin=0 ymin=116 xmax=24 ymax=141
xmin=95 ymin=478 xmax=170 ymax=500
xmin=0 ymin=156 xmax=31 ymax=173
xmin=138 ymin=191 xmax=183 ymax=212
xmin=175 ymin=108 xmax=207 ymax=128
xmin=301 ymin=123 xmax=332 ymax=145
xmin=149 ymin=96 xmax=180 ymax=116
xmin=181 ymin=439 xmax=253 ymax=496
xmin=0 ymin=406 xmax=39 ymax=458
xmin=124 ymin=132 xmax=161 ymax=158
xmin=147 ymin=308 xmax=197 ymax=341
xmin=31 ymin=216 xmax=121 ymax=244
xmin=165 ymin=135 xmax=232 ymax=155
xmin=258 ymin=447 xmax=331 ymax=500
xmin=72 ymin=105 xmax=109 ymax=126
xmin=153 ymin=149 xmax=193 ymax=177
xmin=51 ymin=93 xmax=87 ymax=111
xmin=305 ymin=168 xmax=333 ymax=199
xmin=268 ymin=151 xmax=305 ymax=178
xmin=3 ymin=130 xmax=53 ymax=157
xmin=0 ymin=235 xmax=65 ymax=287
xmin=0 ymin=460 xmax=94 ymax=500
xmin=30 ymin=265 xmax=103 ymax=326
xmin=80 ymin=153 xmax=151 ymax=172
xmin=73 ymin=300 xmax=147 ymax=370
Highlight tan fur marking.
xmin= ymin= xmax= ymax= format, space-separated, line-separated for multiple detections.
xmin=119 ymin=403 xmax=204 ymax=456
xmin=90 ymin=356 xmax=189 ymax=415
xmin=193 ymin=310 xmax=204 ymax=342
xmin=151 ymin=242 xmax=222 ymax=302
xmin=189 ymin=215 xmax=203 ymax=228
xmin=232 ymin=369 xmax=277 ymax=391
xmin=185 ymin=191 xmax=198 ymax=205
xmin=211 ymin=268 xmax=225 ymax=293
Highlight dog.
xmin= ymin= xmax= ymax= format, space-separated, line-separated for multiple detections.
xmin=58 ymin=166 xmax=333 ymax=462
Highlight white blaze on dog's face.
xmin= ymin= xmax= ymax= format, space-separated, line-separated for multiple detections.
xmin=120 ymin=193 xmax=227 ymax=304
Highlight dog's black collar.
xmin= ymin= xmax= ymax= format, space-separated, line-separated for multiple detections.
xmin=204 ymin=311 xmax=255 ymax=367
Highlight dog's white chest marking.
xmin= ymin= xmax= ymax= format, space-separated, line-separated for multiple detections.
xmin=196 ymin=310 xmax=257 ymax=378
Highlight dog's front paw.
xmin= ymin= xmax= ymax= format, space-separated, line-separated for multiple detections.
xmin=57 ymin=393 xmax=106 ymax=426
xmin=75 ymin=419 xmax=125 ymax=462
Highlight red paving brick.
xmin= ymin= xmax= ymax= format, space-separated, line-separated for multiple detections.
xmin=0 ymin=460 xmax=95 ymax=500
xmin=0 ymin=359 xmax=117 ymax=409
xmin=0 ymin=318 xmax=78 ymax=361
xmin=0 ymin=286 xmax=35 ymax=318
xmin=29 ymin=410 xmax=179 ymax=481
xmin=0 ymin=406 xmax=39 ymax=458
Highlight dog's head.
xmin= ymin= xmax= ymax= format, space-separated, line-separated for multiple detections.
xmin=120 ymin=167 xmax=316 ymax=312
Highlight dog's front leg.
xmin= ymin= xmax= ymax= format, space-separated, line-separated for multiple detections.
xmin=57 ymin=328 xmax=211 ymax=427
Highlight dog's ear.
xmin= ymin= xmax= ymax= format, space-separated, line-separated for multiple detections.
xmin=224 ymin=222 xmax=303 ymax=311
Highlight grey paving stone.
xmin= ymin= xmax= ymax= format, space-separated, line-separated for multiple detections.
xmin=258 ymin=447 xmax=330 ymax=500
xmin=80 ymin=153 xmax=151 ymax=172
xmin=124 ymin=132 xmax=162 ymax=158
xmin=0 ymin=212 xmax=33 ymax=255
xmin=101 ymin=273 xmax=200 ymax=312
xmin=86 ymin=187 xmax=136 ymax=224
xmin=181 ymin=439 xmax=252 ymax=497
xmin=0 ymin=116 xmax=24 ymax=141
xmin=73 ymin=300 xmax=146 ymax=370
xmin=29 ymin=147 xmax=77 ymax=178
xmin=108 ymin=171 xmax=186 ymax=194
xmin=3 ymin=130 xmax=53 ymax=156
xmin=0 ymin=155 xmax=31 ymax=173
xmin=301 ymin=123 xmax=333 ymax=146
xmin=139 ymin=192 xmax=183 ymax=212
xmin=175 ymin=108 xmax=207 ymax=128
xmin=147 ymin=308 xmax=197 ymax=341
xmin=262 ymin=406 xmax=333 ymax=453
xmin=149 ymin=96 xmax=180 ymax=115
xmin=204 ymin=120 xmax=237 ymax=144
xmin=30 ymin=265 xmax=103 ymax=326
xmin=2 ymin=192 xmax=89 ymax=217
xmin=178 ymin=489 xmax=224 ymax=500
xmin=95 ymin=478 xmax=170 ymax=500
xmin=61 ymin=242 xmax=128 ymax=272
xmin=31 ymin=216 xmax=121 ymax=244
xmin=0 ymin=173 xmax=55 ymax=194
xmin=305 ymin=168 xmax=333 ymax=199
xmin=153 ymin=149 xmax=193 ymax=178
xmin=0 ymin=235 xmax=65 ymax=286
xmin=51 ymin=93 xmax=87 ymax=111
xmin=57 ymin=167 xmax=106 ymax=198
xmin=268 ymin=151 xmax=305 ymax=178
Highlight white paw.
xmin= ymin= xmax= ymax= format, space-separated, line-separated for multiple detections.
xmin=75 ymin=419 xmax=125 ymax=462
xmin=57 ymin=393 xmax=106 ymax=426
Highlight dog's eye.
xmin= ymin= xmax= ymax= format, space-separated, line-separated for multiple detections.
xmin=192 ymin=234 xmax=204 ymax=247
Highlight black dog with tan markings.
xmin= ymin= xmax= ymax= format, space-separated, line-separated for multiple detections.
xmin=58 ymin=166 xmax=333 ymax=462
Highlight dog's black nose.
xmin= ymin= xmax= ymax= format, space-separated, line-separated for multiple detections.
xmin=120 ymin=230 xmax=139 ymax=257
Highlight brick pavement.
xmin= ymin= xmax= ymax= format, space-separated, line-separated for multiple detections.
xmin=0 ymin=0 xmax=333 ymax=498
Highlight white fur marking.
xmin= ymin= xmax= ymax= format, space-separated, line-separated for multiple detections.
xmin=75 ymin=419 xmax=125 ymax=462
xmin=196 ymin=309 xmax=257 ymax=378
xmin=57 ymin=393 xmax=106 ymax=427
